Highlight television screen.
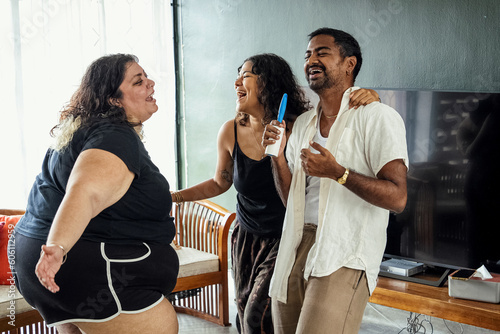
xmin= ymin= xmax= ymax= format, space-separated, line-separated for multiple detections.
xmin=380 ymin=89 xmax=500 ymax=272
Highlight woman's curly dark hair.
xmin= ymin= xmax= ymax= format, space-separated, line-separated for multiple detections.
xmin=51 ymin=54 xmax=139 ymax=138
xmin=236 ymin=53 xmax=312 ymax=128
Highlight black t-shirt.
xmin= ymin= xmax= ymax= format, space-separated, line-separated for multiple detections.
xmin=232 ymin=123 xmax=286 ymax=238
xmin=15 ymin=121 xmax=175 ymax=245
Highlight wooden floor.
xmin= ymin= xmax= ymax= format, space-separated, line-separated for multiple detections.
xmin=177 ymin=272 xmax=498 ymax=333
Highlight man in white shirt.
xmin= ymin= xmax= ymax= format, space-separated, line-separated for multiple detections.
xmin=263 ymin=27 xmax=409 ymax=334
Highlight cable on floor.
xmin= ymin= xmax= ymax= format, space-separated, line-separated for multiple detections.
xmin=397 ymin=312 xmax=434 ymax=333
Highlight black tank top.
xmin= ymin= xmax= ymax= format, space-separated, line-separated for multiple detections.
xmin=232 ymin=122 xmax=286 ymax=237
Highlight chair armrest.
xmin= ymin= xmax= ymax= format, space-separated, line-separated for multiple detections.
xmin=0 ymin=209 xmax=25 ymax=216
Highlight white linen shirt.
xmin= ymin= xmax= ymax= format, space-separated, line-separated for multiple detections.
xmin=269 ymin=87 xmax=409 ymax=303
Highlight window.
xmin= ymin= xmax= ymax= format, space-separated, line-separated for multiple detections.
xmin=1 ymin=0 xmax=176 ymax=208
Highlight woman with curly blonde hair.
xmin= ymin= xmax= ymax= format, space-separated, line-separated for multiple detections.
xmin=13 ymin=54 xmax=179 ymax=334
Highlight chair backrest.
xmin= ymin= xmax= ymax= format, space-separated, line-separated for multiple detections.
xmin=171 ymin=200 xmax=235 ymax=256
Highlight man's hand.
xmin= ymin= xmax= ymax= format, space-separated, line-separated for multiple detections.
xmin=300 ymin=141 xmax=343 ymax=179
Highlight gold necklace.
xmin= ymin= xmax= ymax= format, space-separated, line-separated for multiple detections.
xmin=249 ymin=124 xmax=266 ymax=159
xmin=324 ymin=114 xmax=338 ymax=119
xmin=319 ymin=105 xmax=338 ymax=119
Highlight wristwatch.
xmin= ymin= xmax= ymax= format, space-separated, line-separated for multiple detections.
xmin=337 ymin=168 xmax=350 ymax=185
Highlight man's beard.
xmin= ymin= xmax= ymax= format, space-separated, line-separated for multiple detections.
xmin=307 ymin=72 xmax=335 ymax=94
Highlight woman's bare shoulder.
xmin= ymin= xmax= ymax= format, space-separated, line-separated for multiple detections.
xmin=217 ymin=118 xmax=237 ymax=152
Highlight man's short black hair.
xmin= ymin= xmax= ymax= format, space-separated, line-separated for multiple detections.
xmin=309 ymin=27 xmax=363 ymax=81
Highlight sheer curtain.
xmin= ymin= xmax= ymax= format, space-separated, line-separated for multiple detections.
xmin=1 ymin=0 xmax=177 ymax=209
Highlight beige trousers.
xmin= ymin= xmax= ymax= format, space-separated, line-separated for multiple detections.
xmin=272 ymin=224 xmax=370 ymax=334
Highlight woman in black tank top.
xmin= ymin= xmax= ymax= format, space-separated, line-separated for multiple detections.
xmin=171 ymin=53 xmax=379 ymax=334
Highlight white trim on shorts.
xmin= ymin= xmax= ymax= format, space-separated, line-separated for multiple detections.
xmin=48 ymin=242 xmax=164 ymax=327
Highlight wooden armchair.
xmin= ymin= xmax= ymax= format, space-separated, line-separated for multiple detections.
xmin=169 ymin=199 xmax=235 ymax=326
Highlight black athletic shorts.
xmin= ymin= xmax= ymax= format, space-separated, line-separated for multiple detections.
xmin=12 ymin=231 xmax=179 ymax=326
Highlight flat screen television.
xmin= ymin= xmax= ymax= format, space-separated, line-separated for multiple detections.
xmin=378 ymin=89 xmax=500 ymax=283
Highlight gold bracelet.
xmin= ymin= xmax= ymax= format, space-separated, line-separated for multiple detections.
xmin=337 ymin=168 xmax=350 ymax=185
xmin=46 ymin=243 xmax=68 ymax=264
xmin=172 ymin=191 xmax=184 ymax=203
